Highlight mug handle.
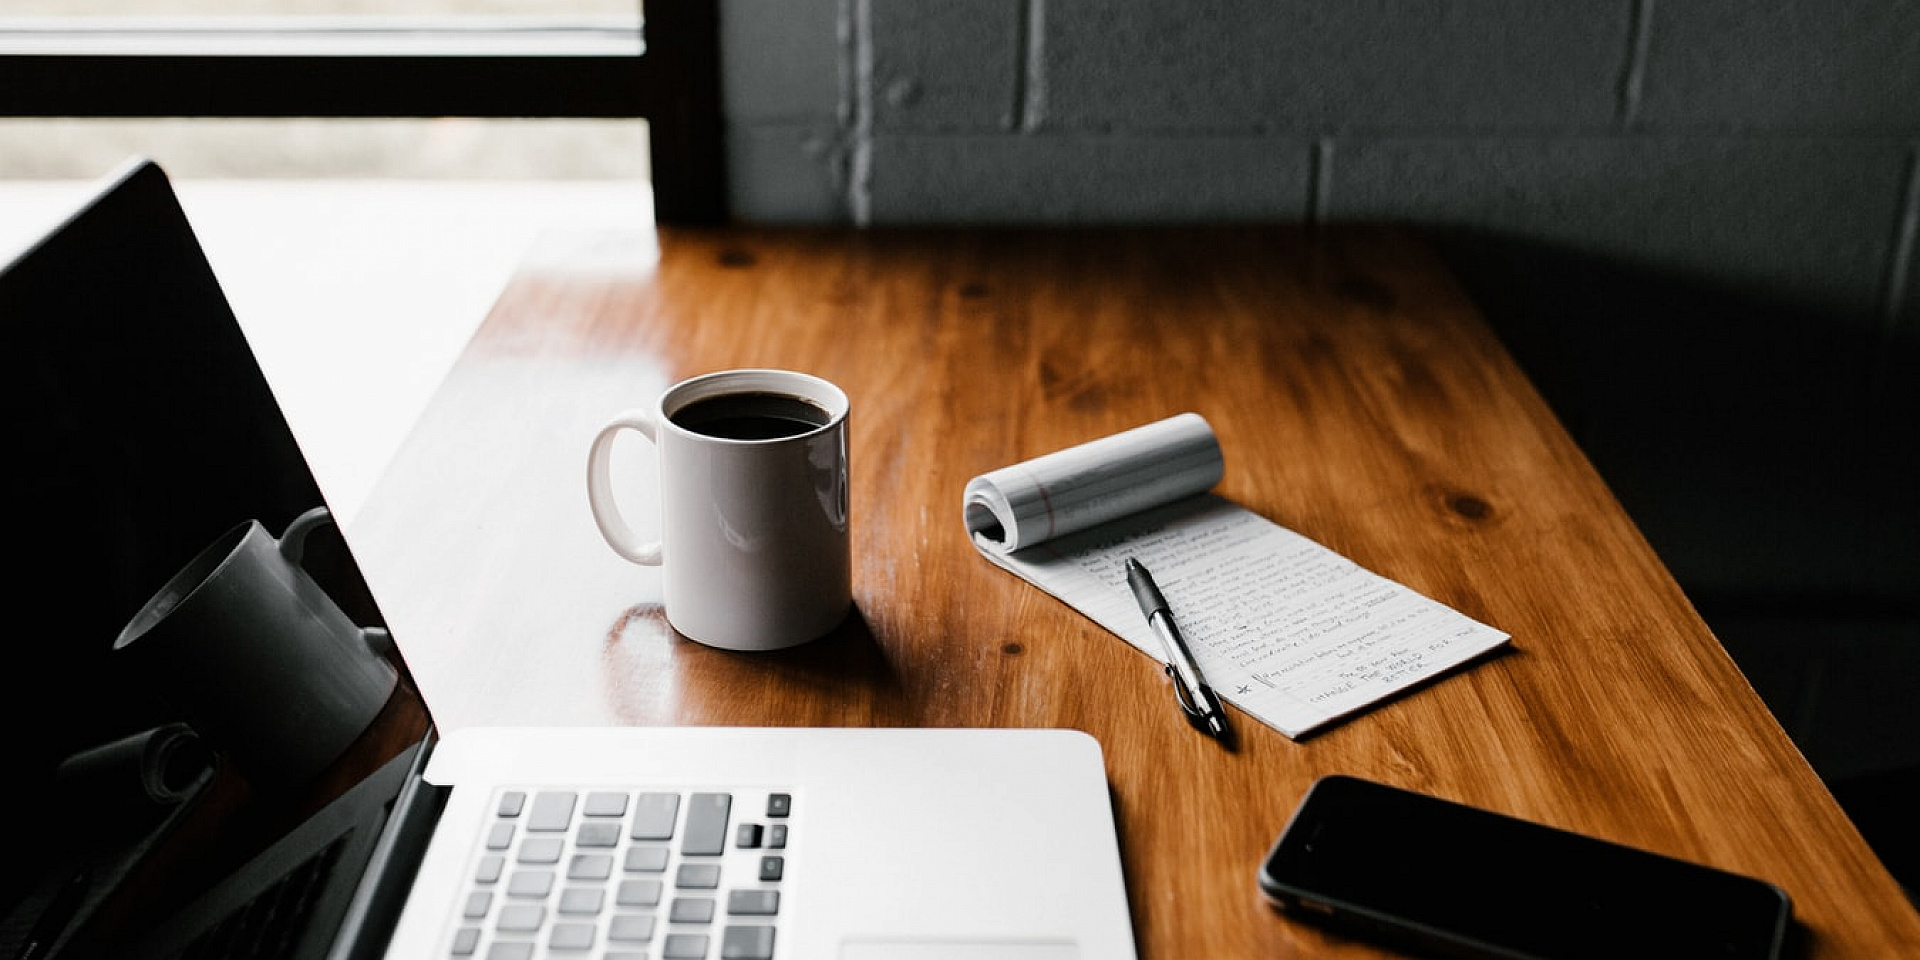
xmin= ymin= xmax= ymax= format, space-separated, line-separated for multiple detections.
xmin=274 ymin=506 xmax=399 ymax=666
xmin=276 ymin=505 xmax=334 ymax=565
xmin=587 ymin=410 xmax=665 ymax=565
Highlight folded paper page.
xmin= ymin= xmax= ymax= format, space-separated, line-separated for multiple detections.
xmin=964 ymin=414 xmax=1510 ymax=739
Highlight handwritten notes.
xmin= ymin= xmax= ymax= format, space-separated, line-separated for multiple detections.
xmin=964 ymin=415 xmax=1509 ymax=739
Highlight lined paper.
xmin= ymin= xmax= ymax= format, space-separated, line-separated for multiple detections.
xmin=964 ymin=415 xmax=1509 ymax=739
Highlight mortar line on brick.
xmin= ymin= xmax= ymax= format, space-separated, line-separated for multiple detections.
xmin=1306 ymin=138 xmax=1334 ymax=226
xmin=1617 ymin=0 xmax=1654 ymax=127
xmin=1009 ymin=0 xmax=1029 ymax=131
xmin=848 ymin=0 xmax=874 ymax=224
xmin=1873 ymin=144 xmax=1920 ymax=394
xmin=1016 ymin=0 xmax=1045 ymax=132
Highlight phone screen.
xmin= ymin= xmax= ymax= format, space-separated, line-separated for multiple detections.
xmin=1258 ymin=775 xmax=1793 ymax=960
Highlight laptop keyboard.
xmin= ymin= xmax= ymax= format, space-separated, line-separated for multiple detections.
xmin=451 ymin=788 xmax=791 ymax=960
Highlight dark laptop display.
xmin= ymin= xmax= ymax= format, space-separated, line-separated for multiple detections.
xmin=2 ymin=159 xmax=434 ymax=960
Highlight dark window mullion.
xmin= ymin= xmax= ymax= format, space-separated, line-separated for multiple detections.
xmin=0 ymin=54 xmax=649 ymax=118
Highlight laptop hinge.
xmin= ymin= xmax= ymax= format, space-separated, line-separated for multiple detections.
xmin=326 ymin=732 xmax=449 ymax=960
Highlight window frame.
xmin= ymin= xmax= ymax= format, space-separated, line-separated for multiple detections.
xmin=0 ymin=0 xmax=724 ymax=223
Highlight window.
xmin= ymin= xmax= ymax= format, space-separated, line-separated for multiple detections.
xmin=0 ymin=0 xmax=723 ymax=222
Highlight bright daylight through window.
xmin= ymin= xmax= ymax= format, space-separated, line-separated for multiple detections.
xmin=0 ymin=0 xmax=648 ymax=181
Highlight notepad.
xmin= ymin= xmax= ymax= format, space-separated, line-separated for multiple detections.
xmin=963 ymin=413 xmax=1511 ymax=739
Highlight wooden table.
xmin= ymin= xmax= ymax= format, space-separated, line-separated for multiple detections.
xmin=352 ymin=224 xmax=1920 ymax=958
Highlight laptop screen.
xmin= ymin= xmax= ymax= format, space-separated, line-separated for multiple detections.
xmin=2 ymin=159 xmax=434 ymax=960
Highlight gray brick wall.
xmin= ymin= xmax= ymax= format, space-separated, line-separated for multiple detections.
xmin=718 ymin=0 xmax=1919 ymax=330
xmin=1324 ymin=135 xmax=1911 ymax=324
xmin=1636 ymin=1 xmax=1920 ymax=130
xmin=1032 ymin=2 xmax=1627 ymax=132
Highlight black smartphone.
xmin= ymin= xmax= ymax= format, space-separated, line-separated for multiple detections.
xmin=1257 ymin=774 xmax=1793 ymax=960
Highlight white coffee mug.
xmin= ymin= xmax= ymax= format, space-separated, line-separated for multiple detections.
xmin=587 ymin=369 xmax=852 ymax=650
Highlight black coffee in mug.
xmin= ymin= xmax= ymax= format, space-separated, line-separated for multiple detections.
xmin=671 ymin=390 xmax=832 ymax=440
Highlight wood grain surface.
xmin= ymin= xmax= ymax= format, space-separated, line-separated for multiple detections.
xmin=352 ymin=224 xmax=1920 ymax=958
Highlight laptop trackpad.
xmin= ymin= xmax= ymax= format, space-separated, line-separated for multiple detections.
xmin=842 ymin=941 xmax=1077 ymax=960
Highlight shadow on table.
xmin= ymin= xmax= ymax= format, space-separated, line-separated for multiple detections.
xmin=1428 ymin=229 xmax=1920 ymax=897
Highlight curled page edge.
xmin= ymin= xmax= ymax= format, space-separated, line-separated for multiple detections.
xmin=963 ymin=412 xmax=1225 ymax=554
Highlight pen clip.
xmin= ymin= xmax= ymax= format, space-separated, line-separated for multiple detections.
xmin=1162 ymin=662 xmax=1204 ymax=720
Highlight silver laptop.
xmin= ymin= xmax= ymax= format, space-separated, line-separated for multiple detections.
xmin=2 ymin=158 xmax=1137 ymax=960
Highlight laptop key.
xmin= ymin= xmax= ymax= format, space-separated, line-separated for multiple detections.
xmin=567 ymin=853 xmax=614 ymax=881
xmin=722 ymin=924 xmax=777 ymax=960
xmin=485 ymin=822 xmax=515 ymax=850
xmin=548 ymin=921 xmax=596 ymax=951
xmin=583 ymin=791 xmax=630 ymax=817
xmin=676 ymin=863 xmax=722 ymax=889
xmin=462 ymin=890 xmax=492 ymax=919
xmin=735 ymin=823 xmax=764 ymax=848
xmin=608 ymin=914 xmax=657 ymax=942
xmin=683 ymin=793 xmax=732 ymax=855
xmin=485 ymin=942 xmax=533 ymax=960
xmin=625 ymin=845 xmax=671 ymax=872
xmin=727 ymin=890 xmax=780 ymax=916
xmin=496 ymin=792 xmax=526 ymax=817
xmin=450 ymin=926 xmax=482 ymax=956
xmin=528 ymin=791 xmax=577 ymax=832
xmin=765 ymin=793 xmax=791 ymax=818
xmin=576 ymin=820 xmax=623 ymax=847
xmin=517 ymin=838 xmax=564 ymax=864
xmin=632 ymin=792 xmax=681 ymax=840
xmin=557 ymin=887 xmax=605 ymax=915
xmin=758 ymin=856 xmax=784 ymax=882
xmin=494 ymin=904 xmax=545 ymax=932
xmin=663 ymin=933 xmax=710 ymax=959
xmin=616 ymin=878 xmax=664 ymax=907
xmin=671 ymin=896 xmax=717 ymax=923
xmin=506 ymin=870 xmax=554 ymax=898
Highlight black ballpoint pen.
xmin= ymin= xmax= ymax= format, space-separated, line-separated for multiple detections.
xmin=1124 ymin=557 xmax=1230 ymax=739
